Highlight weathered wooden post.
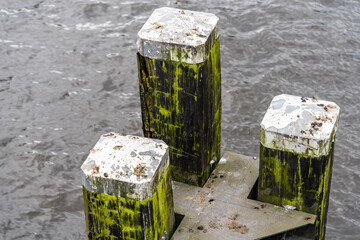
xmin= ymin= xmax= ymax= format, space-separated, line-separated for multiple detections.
xmin=137 ymin=7 xmax=221 ymax=186
xmin=257 ymin=94 xmax=340 ymax=239
xmin=81 ymin=133 xmax=175 ymax=239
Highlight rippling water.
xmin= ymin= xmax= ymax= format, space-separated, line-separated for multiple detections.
xmin=1 ymin=0 xmax=359 ymax=239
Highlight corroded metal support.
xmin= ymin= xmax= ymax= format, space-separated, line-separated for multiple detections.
xmin=257 ymin=94 xmax=340 ymax=239
xmin=81 ymin=133 xmax=175 ymax=239
xmin=137 ymin=7 xmax=221 ymax=186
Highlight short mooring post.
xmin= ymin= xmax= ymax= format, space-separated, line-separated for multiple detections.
xmin=81 ymin=133 xmax=175 ymax=239
xmin=137 ymin=7 xmax=221 ymax=186
xmin=257 ymin=94 xmax=340 ymax=239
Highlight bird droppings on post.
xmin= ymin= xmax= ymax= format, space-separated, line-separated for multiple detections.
xmin=258 ymin=94 xmax=340 ymax=240
xmin=137 ymin=7 xmax=219 ymax=64
xmin=260 ymin=94 xmax=340 ymax=157
xmin=81 ymin=133 xmax=175 ymax=239
xmin=137 ymin=7 xmax=221 ymax=186
xmin=81 ymin=132 xmax=168 ymax=193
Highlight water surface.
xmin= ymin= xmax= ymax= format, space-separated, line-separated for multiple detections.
xmin=1 ymin=0 xmax=359 ymax=239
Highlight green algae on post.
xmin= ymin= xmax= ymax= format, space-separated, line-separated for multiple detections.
xmin=137 ymin=7 xmax=221 ymax=186
xmin=81 ymin=133 xmax=175 ymax=239
xmin=257 ymin=94 xmax=340 ymax=240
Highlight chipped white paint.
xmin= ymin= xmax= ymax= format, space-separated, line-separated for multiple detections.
xmin=137 ymin=7 xmax=219 ymax=64
xmin=260 ymin=94 xmax=340 ymax=157
xmin=81 ymin=132 xmax=169 ymax=200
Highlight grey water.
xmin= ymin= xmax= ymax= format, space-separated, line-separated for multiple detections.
xmin=0 ymin=0 xmax=359 ymax=239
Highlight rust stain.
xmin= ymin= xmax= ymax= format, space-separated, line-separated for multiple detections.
xmin=92 ymin=165 xmax=100 ymax=174
xmin=209 ymin=221 xmax=219 ymax=229
xmin=185 ymin=195 xmax=194 ymax=200
xmin=133 ymin=163 xmax=146 ymax=177
xmin=195 ymin=192 xmax=206 ymax=205
xmin=113 ymin=145 xmax=123 ymax=150
xmin=227 ymin=214 xmax=249 ymax=234
xmin=152 ymin=22 xmax=163 ymax=29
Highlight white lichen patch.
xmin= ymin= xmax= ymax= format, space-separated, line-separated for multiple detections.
xmin=137 ymin=7 xmax=219 ymax=64
xmin=81 ymin=133 xmax=169 ymax=199
xmin=260 ymin=94 xmax=340 ymax=157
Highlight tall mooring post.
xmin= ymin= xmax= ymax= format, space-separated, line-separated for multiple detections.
xmin=81 ymin=133 xmax=175 ymax=239
xmin=257 ymin=94 xmax=340 ymax=239
xmin=137 ymin=7 xmax=221 ymax=186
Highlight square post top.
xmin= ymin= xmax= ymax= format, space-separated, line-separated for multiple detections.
xmin=137 ymin=7 xmax=219 ymax=64
xmin=81 ymin=133 xmax=169 ymax=199
xmin=260 ymin=94 xmax=340 ymax=157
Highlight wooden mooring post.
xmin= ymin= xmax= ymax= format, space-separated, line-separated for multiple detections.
xmin=81 ymin=133 xmax=175 ymax=239
xmin=137 ymin=7 xmax=221 ymax=186
xmin=257 ymin=94 xmax=340 ymax=239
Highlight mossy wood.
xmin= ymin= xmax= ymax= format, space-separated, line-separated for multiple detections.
xmin=258 ymin=144 xmax=334 ymax=239
xmin=137 ymin=39 xmax=221 ymax=186
xmin=83 ymin=168 xmax=175 ymax=240
xmin=81 ymin=133 xmax=175 ymax=240
xmin=257 ymin=94 xmax=340 ymax=240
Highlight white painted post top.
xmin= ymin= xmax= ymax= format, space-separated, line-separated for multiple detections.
xmin=260 ymin=94 xmax=340 ymax=157
xmin=137 ymin=7 xmax=219 ymax=64
xmin=81 ymin=132 xmax=169 ymax=200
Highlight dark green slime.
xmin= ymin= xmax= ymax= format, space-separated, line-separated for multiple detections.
xmin=83 ymin=168 xmax=175 ymax=240
xmin=137 ymin=39 xmax=221 ymax=187
xmin=258 ymin=143 xmax=334 ymax=240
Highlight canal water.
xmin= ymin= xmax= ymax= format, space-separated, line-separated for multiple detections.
xmin=1 ymin=0 xmax=359 ymax=239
